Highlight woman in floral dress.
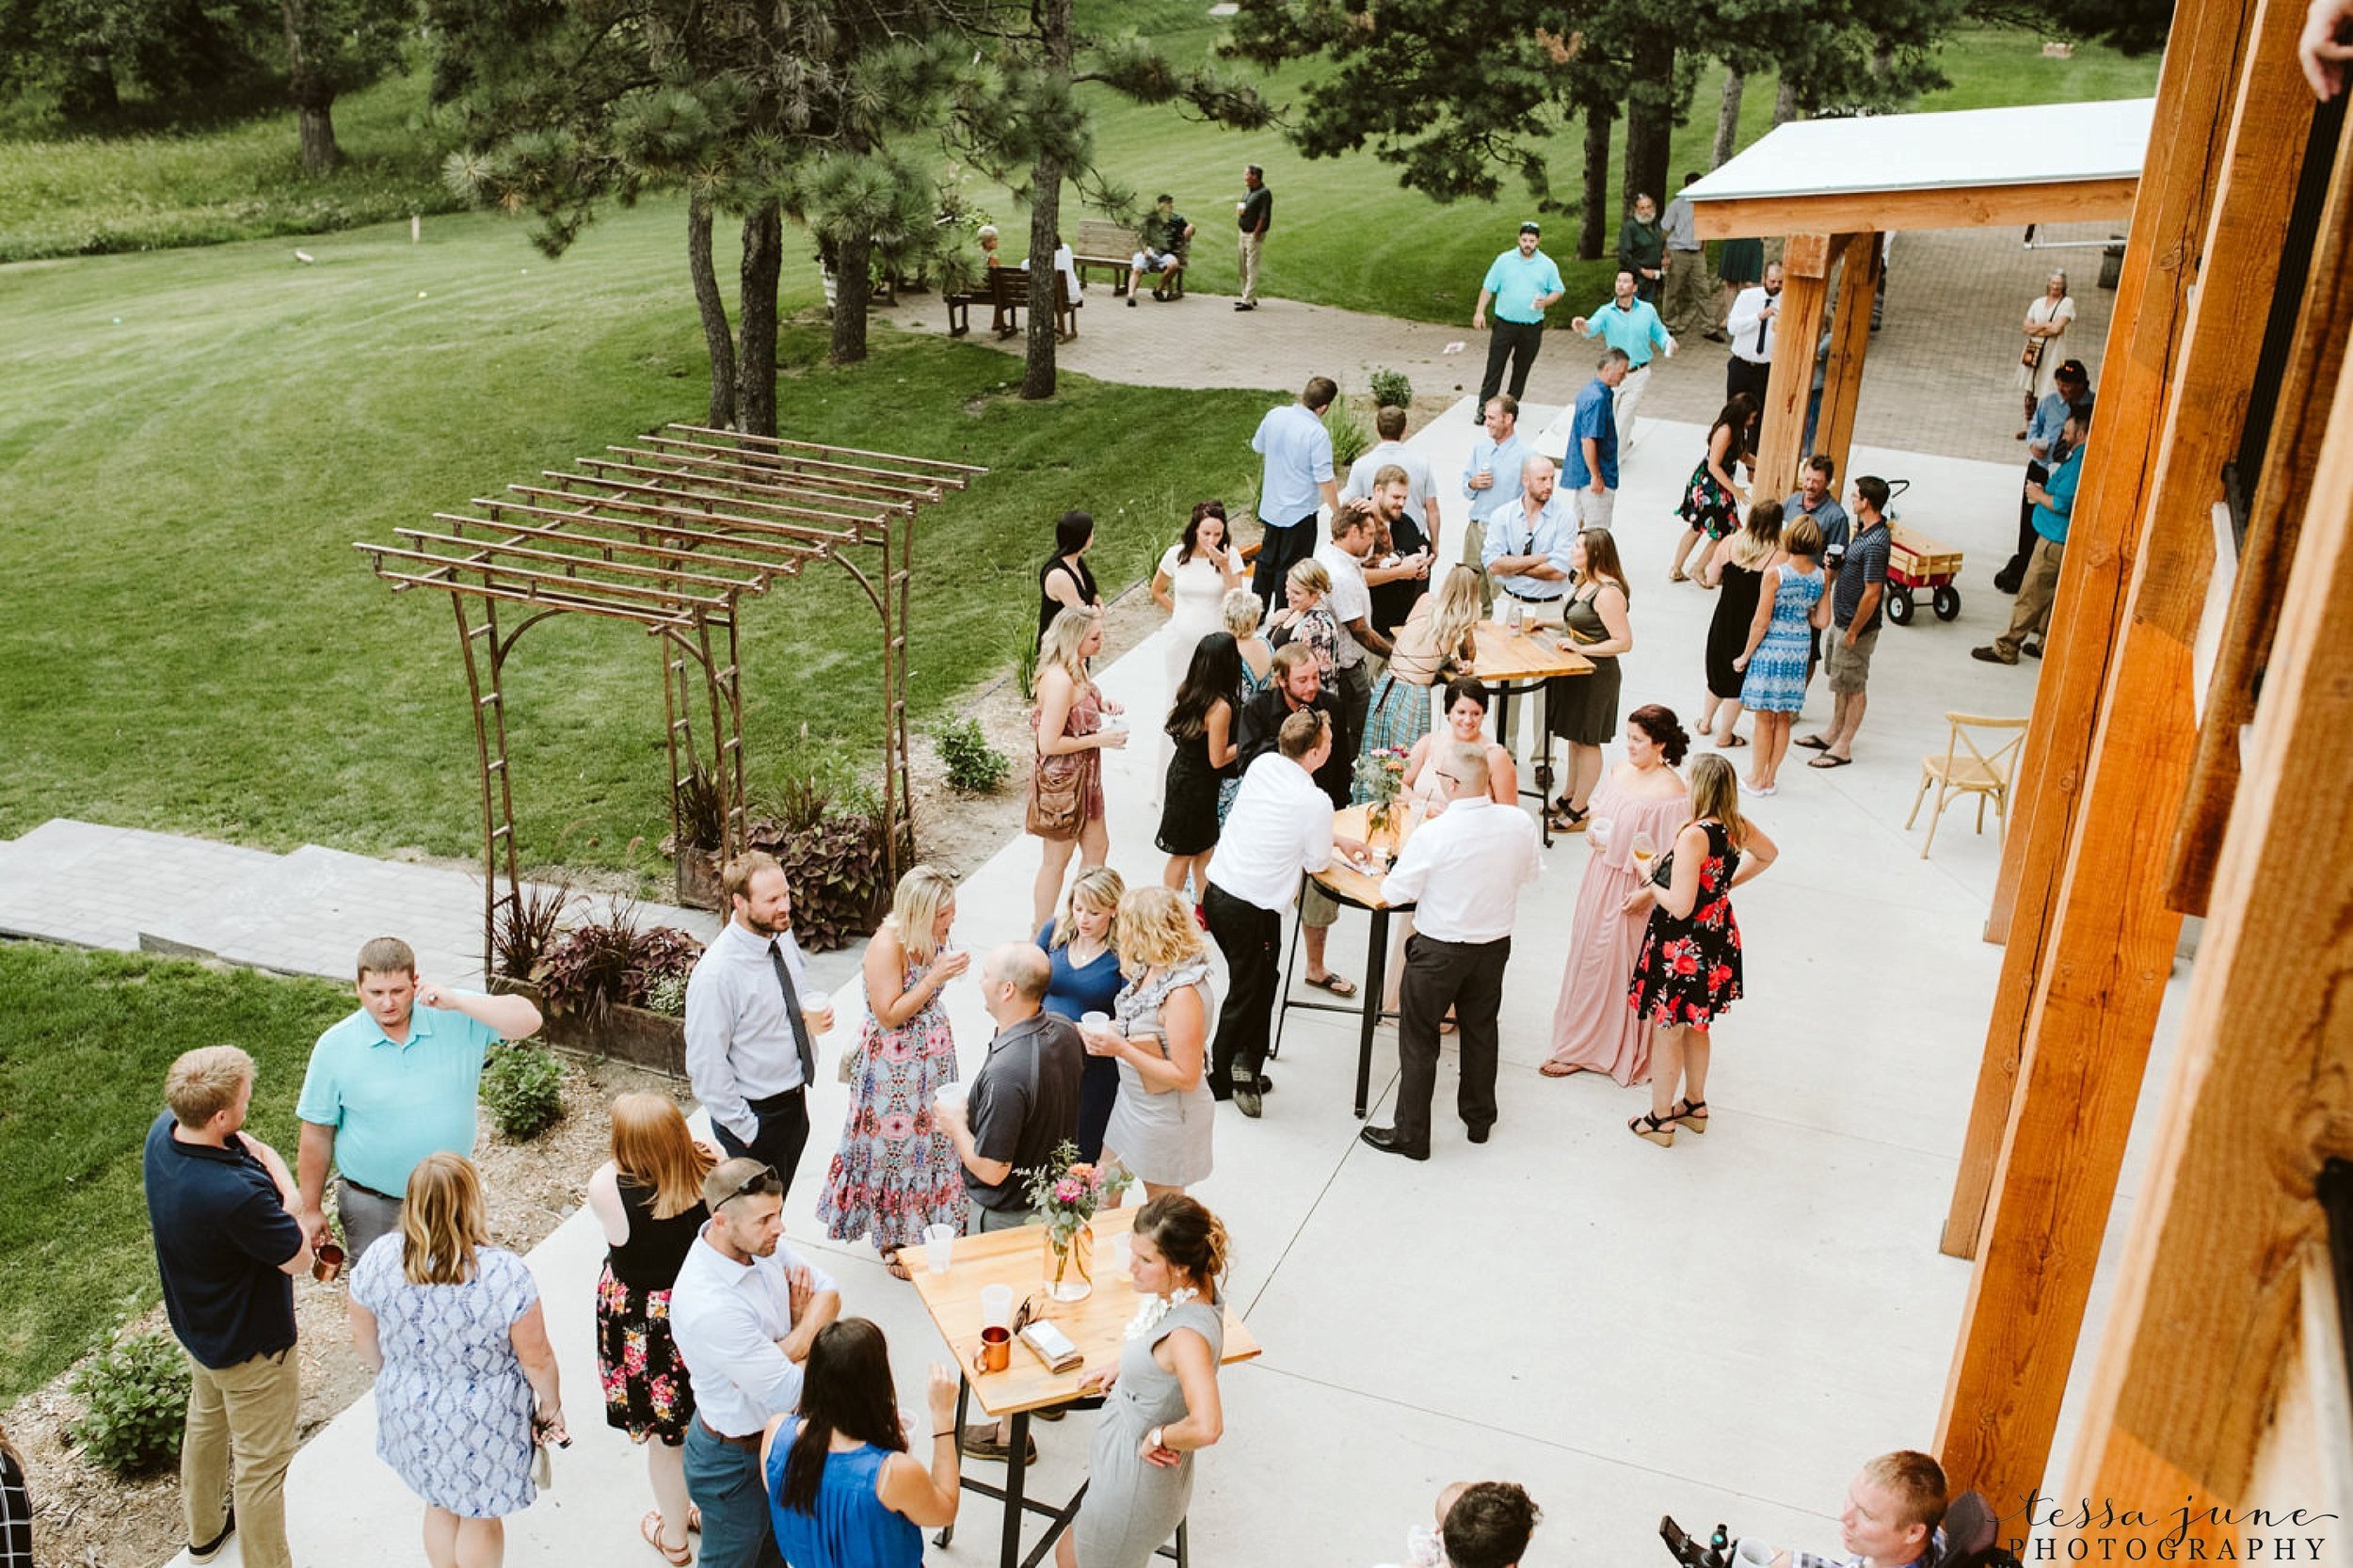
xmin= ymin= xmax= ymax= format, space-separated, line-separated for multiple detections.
xmin=1624 ymin=755 xmax=1777 ymax=1148
xmin=1669 ymin=394 xmax=1756 ymax=584
xmin=817 ymin=866 xmax=971 ymax=1277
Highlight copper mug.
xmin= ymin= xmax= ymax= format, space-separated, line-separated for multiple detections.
xmin=971 ymin=1325 xmax=1012 ymax=1375
xmin=312 ymin=1238 xmax=346 ymax=1284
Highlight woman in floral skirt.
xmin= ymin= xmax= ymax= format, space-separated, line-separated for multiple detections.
xmin=817 ymin=866 xmax=972 ymax=1277
xmin=1623 ymin=754 xmax=1777 ymax=1147
xmin=1669 ymin=394 xmax=1756 ymax=584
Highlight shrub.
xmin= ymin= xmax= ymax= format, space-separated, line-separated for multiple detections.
xmin=536 ymin=905 xmax=705 ymax=1020
xmin=935 ymin=716 xmax=1011 ymax=794
xmin=645 ymin=971 xmax=689 ymax=1018
xmin=70 ymin=1329 xmax=189 ymax=1474
xmin=1323 ymin=400 xmax=1372 ymax=471
xmin=481 ymin=1043 xmax=565 ymax=1140
xmin=674 ymin=765 xmax=726 ymax=854
xmin=1015 ymin=627 xmax=1041 ymax=703
xmin=490 ymin=879 xmax=574 ymax=984
xmin=751 ymin=807 xmax=895 ymax=952
xmin=1369 ymin=367 xmax=1414 ymax=408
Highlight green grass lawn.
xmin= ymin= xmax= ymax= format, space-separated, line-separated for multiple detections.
xmin=0 ymin=198 xmax=1274 ymax=872
xmin=0 ymin=944 xmax=354 ymax=1400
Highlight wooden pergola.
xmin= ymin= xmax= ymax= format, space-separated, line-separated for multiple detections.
xmin=1697 ymin=10 xmax=2353 ymax=1536
xmin=1685 ymin=98 xmax=2149 ymax=502
xmin=355 ymin=426 xmax=984 ymax=968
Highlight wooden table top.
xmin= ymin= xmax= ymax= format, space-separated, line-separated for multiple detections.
xmin=1310 ymin=803 xmax=1423 ymax=911
xmin=1470 ymin=620 xmax=1596 ymax=683
xmin=909 ymin=1207 xmax=1261 ymax=1416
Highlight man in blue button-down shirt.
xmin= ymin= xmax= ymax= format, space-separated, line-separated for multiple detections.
xmin=1462 ymin=395 xmax=1530 ymax=616
xmin=1481 ymin=456 xmax=1574 ymax=620
xmin=1560 ymin=351 xmax=1630 ymax=528
xmin=1250 ymin=376 xmax=1341 ymax=604
xmin=1566 ymin=270 xmax=1674 ymax=452
xmin=1474 ymin=222 xmax=1565 ymax=407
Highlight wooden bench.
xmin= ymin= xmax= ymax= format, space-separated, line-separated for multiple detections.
xmin=1073 ymin=220 xmax=1140 ymax=293
xmin=945 ymin=266 xmax=1080 ymax=342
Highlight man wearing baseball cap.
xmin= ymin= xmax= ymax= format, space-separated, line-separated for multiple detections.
xmin=1995 ymin=358 xmax=2094 ymax=599
xmin=1475 ymin=221 xmax=1565 ymax=407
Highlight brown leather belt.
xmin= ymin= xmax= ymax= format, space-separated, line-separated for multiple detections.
xmin=697 ymin=1417 xmax=760 ymax=1450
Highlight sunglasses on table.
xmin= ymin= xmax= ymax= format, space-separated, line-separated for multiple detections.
xmin=715 ymin=1164 xmax=784 ymax=1210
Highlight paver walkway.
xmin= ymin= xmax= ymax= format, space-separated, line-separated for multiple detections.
xmin=895 ymin=221 xmax=2121 ymax=467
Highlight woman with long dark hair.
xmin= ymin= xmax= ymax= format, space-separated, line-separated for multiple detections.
xmin=1159 ymin=632 xmax=1242 ymax=901
xmin=1038 ymin=510 xmax=1103 ymax=648
xmin=761 ymin=1319 xmax=959 ymax=1568
xmin=1670 ymin=395 xmax=1755 ymax=583
xmin=1151 ymin=502 xmax=1242 ymax=792
xmin=1698 ymin=499 xmax=1784 ymax=748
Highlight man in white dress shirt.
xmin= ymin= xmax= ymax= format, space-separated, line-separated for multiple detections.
xmin=1360 ymin=744 xmax=1543 ymax=1160
xmin=1313 ymin=501 xmax=1392 ymax=769
xmin=685 ymin=853 xmax=829 ymax=1198
xmin=670 ymin=1158 xmax=841 ymax=1568
xmin=1203 ymin=709 xmax=1367 ymax=1119
xmin=1723 ymin=262 xmax=1783 ymax=449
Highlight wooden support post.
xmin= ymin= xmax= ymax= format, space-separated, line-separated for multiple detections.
xmin=1942 ymin=0 xmax=2263 ymax=1260
xmin=2058 ymin=322 xmax=2353 ymax=1543
xmin=1814 ymin=232 xmax=1880 ymax=488
xmin=1933 ymin=0 xmax=2314 ymax=1515
xmin=1753 ymin=233 xmax=1828 ymax=503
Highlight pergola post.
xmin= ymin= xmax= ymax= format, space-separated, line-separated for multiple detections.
xmin=1931 ymin=0 xmax=2315 ymax=1513
xmin=1813 ymin=232 xmax=1880 ymax=488
xmin=1753 ymin=233 xmax=1829 ymax=502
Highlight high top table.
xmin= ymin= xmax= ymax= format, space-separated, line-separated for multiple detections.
xmin=1470 ymin=619 xmax=1593 ymax=845
xmin=910 ymin=1207 xmax=1262 ymax=1568
xmin=1272 ymin=804 xmax=1416 ymax=1117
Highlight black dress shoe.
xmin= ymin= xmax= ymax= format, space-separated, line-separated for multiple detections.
xmin=1465 ymin=1124 xmax=1491 ymax=1144
xmin=1234 ymin=1086 xmax=1263 ymax=1118
xmin=1359 ymin=1126 xmax=1429 ymax=1160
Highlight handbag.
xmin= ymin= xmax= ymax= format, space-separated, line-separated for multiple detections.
xmin=1026 ymin=749 xmax=1087 ymax=837
xmin=2019 ymin=338 xmax=2044 ymax=371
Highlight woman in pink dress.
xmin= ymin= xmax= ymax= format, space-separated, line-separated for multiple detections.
xmin=1541 ymin=705 xmax=1691 ymax=1083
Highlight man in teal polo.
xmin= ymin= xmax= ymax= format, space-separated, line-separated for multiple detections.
xmin=1564 ymin=268 xmax=1675 ymax=452
xmin=1474 ymin=221 xmax=1565 ymax=407
xmin=293 ymin=936 xmax=543 ymax=1262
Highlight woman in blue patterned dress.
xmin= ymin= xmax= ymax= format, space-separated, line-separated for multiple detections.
xmin=349 ymin=1154 xmax=563 ymax=1568
xmin=1216 ymin=590 xmax=1271 ymax=824
xmin=817 ymin=866 xmax=971 ymax=1279
xmin=1732 ymin=512 xmax=1829 ymax=796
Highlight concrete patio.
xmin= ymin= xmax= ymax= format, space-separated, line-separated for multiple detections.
xmin=144 ymin=401 xmax=2185 ymax=1568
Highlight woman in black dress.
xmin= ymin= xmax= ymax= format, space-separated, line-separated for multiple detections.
xmin=1623 ymin=755 xmax=1777 ymax=1148
xmin=1158 ymin=632 xmax=1242 ymax=903
xmin=1698 ymin=499 xmax=1783 ymax=748
xmin=1545 ymin=529 xmax=1633 ymax=833
xmin=1038 ymin=509 xmax=1103 ymax=648
xmin=584 ymin=1094 xmax=714 ymax=1563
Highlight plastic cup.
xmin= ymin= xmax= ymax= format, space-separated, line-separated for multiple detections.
xmin=934 ymin=1082 xmax=968 ymax=1117
xmin=1503 ymin=598 xmax=1524 ymax=632
xmin=923 ymin=1223 xmax=957 ymax=1274
xmin=1589 ymin=815 xmax=1614 ymax=849
xmin=800 ymin=989 xmax=833 ymax=1035
xmin=981 ymin=1284 xmax=1015 ymax=1330
xmin=1736 ymin=1543 xmax=1774 ymax=1568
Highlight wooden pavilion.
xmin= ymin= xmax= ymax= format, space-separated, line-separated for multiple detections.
xmin=1690 ymin=0 xmax=2352 ymax=1540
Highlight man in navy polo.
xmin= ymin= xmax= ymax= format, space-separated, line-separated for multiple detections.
xmin=1474 ymin=222 xmax=1565 ymax=407
xmin=145 ymin=1046 xmax=313 ymax=1568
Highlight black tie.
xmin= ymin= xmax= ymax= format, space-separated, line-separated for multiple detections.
xmin=1753 ymin=304 xmax=1769 ymax=358
xmin=768 ymin=938 xmax=817 ymax=1088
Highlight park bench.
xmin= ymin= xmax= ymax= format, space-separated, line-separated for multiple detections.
xmin=945 ymin=266 xmax=1080 ymax=342
xmin=1073 ymin=218 xmax=1191 ymax=299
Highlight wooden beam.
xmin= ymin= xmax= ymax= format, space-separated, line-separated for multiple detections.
xmin=1690 ymin=177 xmax=2138 ymax=241
xmin=1815 ymin=232 xmax=1881 ymax=488
xmin=1933 ymin=0 xmax=2314 ymax=1517
xmin=1944 ymin=0 xmax=2261 ymax=1258
xmin=1753 ymin=235 xmax=1829 ymax=503
xmin=2057 ymin=320 xmax=2353 ymax=1540
xmin=2168 ymin=112 xmax=2353 ymax=911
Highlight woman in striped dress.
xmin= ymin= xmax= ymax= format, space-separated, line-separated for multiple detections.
xmin=1353 ymin=565 xmax=1481 ymax=799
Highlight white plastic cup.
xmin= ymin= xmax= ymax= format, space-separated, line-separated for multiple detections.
xmin=1080 ymin=1010 xmax=1111 ymax=1029
xmin=1589 ymin=815 xmax=1614 ymax=849
xmin=981 ymin=1284 xmax=1015 ymax=1330
xmin=1503 ymin=598 xmax=1524 ymax=632
xmin=934 ymin=1082 xmax=968 ymax=1116
xmin=801 ymin=989 xmax=833 ymax=1035
xmin=1736 ymin=1542 xmax=1774 ymax=1568
xmin=923 ymin=1223 xmax=957 ymax=1274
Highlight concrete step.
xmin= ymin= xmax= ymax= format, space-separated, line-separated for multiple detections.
xmin=0 ymin=818 xmax=281 ymax=952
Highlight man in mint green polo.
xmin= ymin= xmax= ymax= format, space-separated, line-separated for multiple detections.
xmin=293 ymin=936 xmax=543 ymax=1263
xmin=1565 ymin=268 xmax=1675 ymax=452
xmin=1474 ymin=221 xmax=1565 ymax=407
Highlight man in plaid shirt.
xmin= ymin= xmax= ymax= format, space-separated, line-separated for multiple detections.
xmin=1776 ymin=1451 xmax=1948 ymax=1568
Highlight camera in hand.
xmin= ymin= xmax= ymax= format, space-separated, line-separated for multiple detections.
xmin=1661 ymin=1515 xmax=1733 ymax=1568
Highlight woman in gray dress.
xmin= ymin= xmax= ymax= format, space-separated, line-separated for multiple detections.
xmin=1061 ymin=1194 xmax=1229 ymax=1568
xmin=1082 ymin=887 xmax=1216 ymax=1199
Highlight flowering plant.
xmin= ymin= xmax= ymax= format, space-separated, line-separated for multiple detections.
xmin=1019 ymin=1140 xmax=1133 ymax=1254
xmin=1351 ymin=744 xmax=1412 ymax=810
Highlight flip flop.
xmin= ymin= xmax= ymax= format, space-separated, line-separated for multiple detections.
xmin=1305 ymin=972 xmax=1358 ymax=999
xmin=1538 ymin=1061 xmax=1584 ymax=1078
xmin=1795 ymin=735 xmax=1832 ymax=751
xmin=1807 ymin=753 xmax=1854 ymax=769
xmin=1718 ymin=733 xmax=1747 ymax=747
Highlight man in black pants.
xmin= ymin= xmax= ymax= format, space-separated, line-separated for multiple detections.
xmin=1359 ymin=744 xmax=1543 ymax=1160
xmin=1248 ymin=376 xmax=1341 ymax=605
xmin=1202 ymin=709 xmax=1366 ymax=1119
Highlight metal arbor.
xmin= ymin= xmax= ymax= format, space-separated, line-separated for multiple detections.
xmin=355 ymin=424 xmax=985 ymax=969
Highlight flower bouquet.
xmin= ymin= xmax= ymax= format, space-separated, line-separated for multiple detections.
xmin=1351 ymin=744 xmax=1413 ymax=850
xmin=1020 ymin=1141 xmax=1133 ymax=1302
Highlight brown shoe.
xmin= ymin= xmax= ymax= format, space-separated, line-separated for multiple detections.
xmin=959 ymin=1425 xmax=1039 ymax=1464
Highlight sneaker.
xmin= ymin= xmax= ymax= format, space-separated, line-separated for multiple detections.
xmin=1970 ymin=646 xmax=2019 ymax=665
xmin=2023 ymin=639 xmax=2044 ymax=660
xmin=192 ymin=1512 xmax=237 ymax=1565
xmin=1126 ymin=295 xmax=1137 ymax=308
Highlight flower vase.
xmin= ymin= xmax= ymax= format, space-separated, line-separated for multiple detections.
xmin=1368 ymin=801 xmax=1399 ymax=856
xmin=1046 ymin=1224 xmax=1094 ymax=1303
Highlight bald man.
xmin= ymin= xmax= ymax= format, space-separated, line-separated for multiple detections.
xmin=937 ymin=944 xmax=1083 ymax=1234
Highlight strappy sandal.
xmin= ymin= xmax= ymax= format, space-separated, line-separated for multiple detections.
xmin=642 ymin=1511 xmax=692 ymax=1567
xmin=1670 ymin=1096 xmax=1710 ymax=1135
xmin=881 ymin=1250 xmax=912 ymax=1281
xmin=1538 ymin=1060 xmax=1583 ymax=1078
xmin=1628 ymin=1111 xmax=1675 ymax=1147
xmin=1546 ymin=803 xmax=1589 ymax=833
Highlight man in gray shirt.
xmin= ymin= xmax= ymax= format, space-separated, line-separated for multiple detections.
xmin=938 ymin=944 xmax=1081 ymax=1231
xmin=1659 ymin=172 xmax=1711 ymax=337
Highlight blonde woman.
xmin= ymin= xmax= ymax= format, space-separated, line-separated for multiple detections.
xmin=1031 ymin=607 xmax=1126 ymax=930
xmin=818 ymin=866 xmax=970 ymax=1278
xmin=1263 ymin=557 xmax=1338 ymax=691
xmin=1080 ymin=887 xmax=1216 ymax=1199
xmin=1354 ymin=563 xmax=1481 ymax=796
xmin=350 ymin=1154 xmax=562 ymax=1568
xmin=2013 ymin=270 xmax=2074 ymax=433
xmin=1698 ymin=499 xmax=1784 ymax=747
xmin=1624 ymin=754 xmax=1778 ymax=1146
xmin=1039 ymin=867 xmax=1128 ymax=1160
xmin=586 ymin=1096 xmax=714 ymax=1563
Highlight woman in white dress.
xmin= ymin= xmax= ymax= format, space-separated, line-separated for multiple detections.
xmin=2013 ymin=270 xmax=2075 ymax=434
xmin=1150 ymin=503 xmax=1241 ymax=790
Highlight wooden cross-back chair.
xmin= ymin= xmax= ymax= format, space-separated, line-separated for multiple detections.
xmin=1906 ymin=712 xmax=2029 ymax=857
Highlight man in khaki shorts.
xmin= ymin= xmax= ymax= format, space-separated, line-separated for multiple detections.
xmin=1799 ymin=475 xmax=1892 ymax=769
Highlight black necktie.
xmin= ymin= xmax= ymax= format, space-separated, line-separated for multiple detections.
xmin=1753 ymin=300 xmax=1769 ymax=358
xmin=768 ymin=939 xmax=816 ymax=1087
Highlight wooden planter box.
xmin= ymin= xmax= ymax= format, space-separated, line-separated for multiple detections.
xmin=489 ymin=977 xmax=687 ymax=1078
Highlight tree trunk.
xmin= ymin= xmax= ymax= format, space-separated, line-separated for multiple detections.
xmin=295 ymin=100 xmax=338 ymax=173
xmin=1771 ymin=72 xmax=1802 ymax=126
xmin=831 ymin=232 xmax=873 ymax=365
xmin=1712 ymin=67 xmax=1745 ymax=168
xmin=1620 ymin=30 xmax=1676 ymax=220
xmin=280 ymin=0 xmax=338 ymax=174
xmin=735 ymin=201 xmax=781 ymax=440
xmin=687 ymin=195 xmax=736 ymax=429
xmin=63 ymin=54 xmax=119 ymax=120
xmin=1022 ymin=0 xmax=1076 ymax=401
xmin=1577 ymin=92 xmax=1614 ymax=263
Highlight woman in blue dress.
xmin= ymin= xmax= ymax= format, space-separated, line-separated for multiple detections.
xmin=1731 ymin=512 xmax=1829 ymax=796
xmin=349 ymin=1154 xmax=565 ymax=1568
xmin=1217 ymin=589 xmax=1272 ymax=824
xmin=762 ymin=1319 xmax=961 ymax=1568
xmin=1039 ymin=865 xmax=1128 ymax=1160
